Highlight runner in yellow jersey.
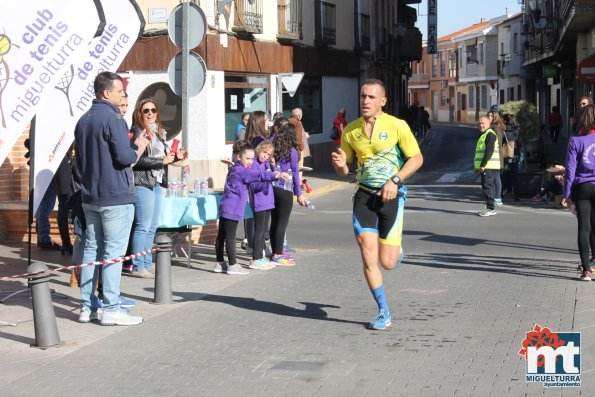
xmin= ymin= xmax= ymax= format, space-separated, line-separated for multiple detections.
xmin=331 ymin=79 xmax=423 ymax=330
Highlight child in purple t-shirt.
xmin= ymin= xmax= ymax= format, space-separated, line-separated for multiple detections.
xmin=248 ymin=141 xmax=277 ymax=270
xmin=214 ymin=140 xmax=286 ymax=275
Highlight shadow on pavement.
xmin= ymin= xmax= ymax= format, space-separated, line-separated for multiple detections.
xmin=406 ymin=252 xmax=578 ymax=281
xmin=405 ymin=230 xmax=576 ymax=255
xmin=177 ymin=292 xmax=368 ymax=327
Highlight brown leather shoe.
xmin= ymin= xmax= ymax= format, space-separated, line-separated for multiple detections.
xmin=69 ymin=269 xmax=80 ymax=287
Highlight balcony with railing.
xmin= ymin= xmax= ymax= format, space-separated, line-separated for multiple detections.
xmin=277 ymin=0 xmax=302 ymax=41
xmin=314 ymin=0 xmax=336 ymax=46
xmin=467 ymin=63 xmax=478 ymax=76
xmin=233 ymin=0 xmax=263 ymax=35
xmin=409 ymin=73 xmax=430 ymax=83
xmin=355 ymin=13 xmax=370 ymax=51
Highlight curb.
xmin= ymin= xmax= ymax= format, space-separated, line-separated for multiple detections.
xmin=305 ymin=180 xmax=350 ymax=198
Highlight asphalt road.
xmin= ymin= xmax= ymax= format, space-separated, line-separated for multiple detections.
xmin=3 ymin=124 xmax=592 ymax=396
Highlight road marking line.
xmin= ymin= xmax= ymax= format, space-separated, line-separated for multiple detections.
xmin=436 ymin=173 xmax=462 ymax=183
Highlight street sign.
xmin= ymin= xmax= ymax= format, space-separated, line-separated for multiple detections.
xmin=279 ymin=73 xmax=304 ymax=97
xmin=543 ymin=64 xmax=558 ymax=79
xmin=167 ymin=2 xmax=206 ymax=49
xmin=427 ymin=0 xmax=437 ymax=55
xmin=167 ymin=51 xmax=206 ymax=97
xmin=578 ymin=55 xmax=595 ymax=83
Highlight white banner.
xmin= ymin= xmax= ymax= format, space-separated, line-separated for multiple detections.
xmin=32 ymin=0 xmax=144 ymax=214
xmin=0 ymin=1 xmax=101 ymax=166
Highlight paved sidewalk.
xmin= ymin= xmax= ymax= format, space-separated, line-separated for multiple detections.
xmin=0 ymin=171 xmax=347 ymax=386
xmin=2 ymin=129 xmax=592 ymax=396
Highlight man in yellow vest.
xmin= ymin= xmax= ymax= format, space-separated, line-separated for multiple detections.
xmin=474 ymin=116 xmax=501 ymax=217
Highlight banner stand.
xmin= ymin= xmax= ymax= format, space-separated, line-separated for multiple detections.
xmin=1 ymin=117 xmax=67 ymax=305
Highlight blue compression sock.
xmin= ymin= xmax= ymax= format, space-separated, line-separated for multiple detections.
xmin=371 ymin=285 xmax=389 ymax=313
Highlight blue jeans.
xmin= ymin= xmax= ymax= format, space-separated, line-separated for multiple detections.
xmin=131 ymin=185 xmax=162 ymax=271
xmin=35 ymin=184 xmax=57 ymax=244
xmin=79 ymin=203 xmax=134 ymax=313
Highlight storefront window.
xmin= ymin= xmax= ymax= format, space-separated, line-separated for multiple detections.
xmin=282 ymin=76 xmax=322 ymax=134
xmin=224 ymin=74 xmax=270 ymax=142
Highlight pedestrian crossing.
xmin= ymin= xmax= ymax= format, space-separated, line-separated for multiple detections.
xmin=435 ymin=172 xmax=462 ymax=183
xmin=412 ymin=171 xmax=480 ymax=185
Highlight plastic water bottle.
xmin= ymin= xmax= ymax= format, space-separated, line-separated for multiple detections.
xmin=181 ymin=177 xmax=189 ymax=197
xmin=170 ymin=178 xmax=179 ymax=197
xmin=304 ymin=199 xmax=316 ymax=210
xmin=167 ymin=179 xmax=174 ymax=197
xmin=200 ymin=178 xmax=209 ymax=196
xmin=274 ymin=165 xmax=282 ymax=188
xmin=285 ymin=168 xmax=293 ymax=191
xmin=193 ymin=178 xmax=201 ymax=197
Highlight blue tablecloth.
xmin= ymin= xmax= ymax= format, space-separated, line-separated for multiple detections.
xmin=158 ymin=192 xmax=252 ymax=228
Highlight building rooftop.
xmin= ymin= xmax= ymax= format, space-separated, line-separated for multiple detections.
xmin=437 ymin=21 xmax=491 ymax=43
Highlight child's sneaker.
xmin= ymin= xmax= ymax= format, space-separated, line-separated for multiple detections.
xmin=264 ymin=244 xmax=272 ymax=257
xmin=271 ymin=255 xmax=295 ymax=266
xmin=283 ymin=244 xmax=296 ymax=253
xmin=478 ymin=208 xmax=497 ymax=217
xmin=213 ymin=261 xmax=228 ymax=273
xmin=368 ymin=309 xmax=392 ymax=330
xmin=226 ymin=264 xmax=249 ymax=275
xmin=249 ymin=258 xmax=275 ymax=270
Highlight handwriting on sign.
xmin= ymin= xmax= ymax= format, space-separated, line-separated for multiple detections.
xmin=401 ymin=288 xmax=448 ymax=296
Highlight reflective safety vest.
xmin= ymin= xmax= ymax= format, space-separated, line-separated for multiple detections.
xmin=474 ymin=128 xmax=500 ymax=170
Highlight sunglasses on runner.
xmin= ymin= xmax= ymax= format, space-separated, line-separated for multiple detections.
xmin=143 ymin=108 xmax=157 ymax=114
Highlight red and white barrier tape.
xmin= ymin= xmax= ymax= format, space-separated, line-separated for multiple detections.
xmin=0 ymin=248 xmax=156 ymax=281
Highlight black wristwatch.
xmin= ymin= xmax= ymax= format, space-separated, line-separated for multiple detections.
xmin=391 ymin=174 xmax=403 ymax=188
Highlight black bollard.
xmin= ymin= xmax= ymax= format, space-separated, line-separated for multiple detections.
xmin=153 ymin=234 xmax=173 ymax=304
xmin=28 ymin=262 xmax=61 ymax=348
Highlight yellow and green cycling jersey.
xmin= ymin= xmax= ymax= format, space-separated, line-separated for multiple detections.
xmin=340 ymin=113 xmax=420 ymax=190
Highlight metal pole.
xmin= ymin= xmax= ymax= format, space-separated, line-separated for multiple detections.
xmin=181 ymin=0 xmax=189 ymax=181
xmin=153 ymin=234 xmax=173 ymax=304
xmin=28 ymin=262 xmax=61 ymax=348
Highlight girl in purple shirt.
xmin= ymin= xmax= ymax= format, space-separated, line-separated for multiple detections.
xmin=214 ymin=140 xmax=286 ymax=275
xmin=248 ymin=141 xmax=277 ymax=270
xmin=562 ymin=104 xmax=595 ymax=281
xmin=270 ymin=123 xmax=306 ymax=266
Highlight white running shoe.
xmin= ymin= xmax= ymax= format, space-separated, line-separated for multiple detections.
xmin=100 ymin=310 xmax=142 ymax=326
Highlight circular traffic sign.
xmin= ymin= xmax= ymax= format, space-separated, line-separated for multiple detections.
xmin=167 ymin=50 xmax=207 ymax=97
xmin=167 ymin=2 xmax=206 ymax=49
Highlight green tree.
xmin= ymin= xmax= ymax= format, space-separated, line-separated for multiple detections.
xmin=499 ymin=100 xmax=540 ymax=142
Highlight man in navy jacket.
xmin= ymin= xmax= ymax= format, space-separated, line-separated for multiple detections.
xmin=75 ymin=72 xmax=149 ymax=326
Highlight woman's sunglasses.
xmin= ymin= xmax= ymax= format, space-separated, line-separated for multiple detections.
xmin=143 ymin=108 xmax=157 ymax=114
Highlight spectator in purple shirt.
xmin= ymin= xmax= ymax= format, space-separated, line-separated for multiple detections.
xmin=242 ymin=110 xmax=269 ymax=255
xmin=562 ymin=104 xmax=595 ymax=281
xmin=214 ymin=140 xmax=286 ymax=275
xmin=248 ymin=140 xmax=277 ymax=270
xmin=270 ymin=123 xmax=306 ymax=266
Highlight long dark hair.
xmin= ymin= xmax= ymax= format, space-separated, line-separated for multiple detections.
xmin=244 ymin=110 xmax=267 ymax=145
xmin=232 ymin=139 xmax=254 ymax=158
xmin=579 ymin=104 xmax=595 ymax=133
xmin=273 ymin=123 xmax=298 ymax=162
xmin=270 ymin=117 xmax=289 ymax=141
